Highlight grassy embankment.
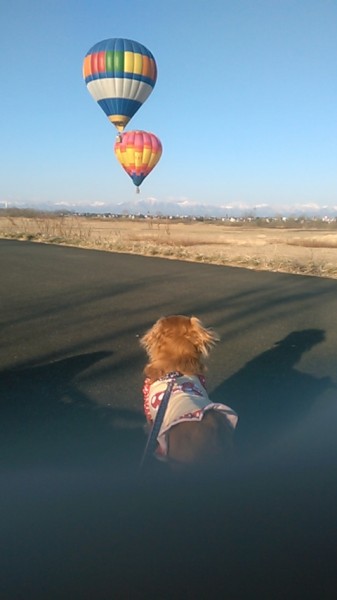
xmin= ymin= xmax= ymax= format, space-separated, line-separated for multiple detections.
xmin=1 ymin=209 xmax=337 ymax=279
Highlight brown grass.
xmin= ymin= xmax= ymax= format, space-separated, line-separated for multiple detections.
xmin=1 ymin=214 xmax=337 ymax=279
xmin=286 ymin=237 xmax=337 ymax=249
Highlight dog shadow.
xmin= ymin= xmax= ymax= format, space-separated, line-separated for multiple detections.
xmin=210 ymin=329 xmax=334 ymax=460
xmin=0 ymin=351 xmax=145 ymax=472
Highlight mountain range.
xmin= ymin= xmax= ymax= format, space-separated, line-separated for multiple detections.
xmin=1 ymin=198 xmax=337 ymax=219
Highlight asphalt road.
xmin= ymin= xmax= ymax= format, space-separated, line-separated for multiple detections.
xmin=1 ymin=239 xmax=337 ymax=598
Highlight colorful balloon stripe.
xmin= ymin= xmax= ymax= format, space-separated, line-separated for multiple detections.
xmin=83 ymin=39 xmax=157 ymax=85
xmin=83 ymin=53 xmax=156 ymax=86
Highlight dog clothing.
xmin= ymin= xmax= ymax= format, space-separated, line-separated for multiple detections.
xmin=143 ymin=372 xmax=238 ymax=458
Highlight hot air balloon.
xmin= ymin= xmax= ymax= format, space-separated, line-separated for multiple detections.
xmin=83 ymin=38 xmax=157 ymax=132
xmin=114 ymin=130 xmax=162 ymax=192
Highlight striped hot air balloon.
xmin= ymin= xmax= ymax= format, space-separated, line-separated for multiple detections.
xmin=114 ymin=130 xmax=162 ymax=192
xmin=83 ymin=38 xmax=157 ymax=132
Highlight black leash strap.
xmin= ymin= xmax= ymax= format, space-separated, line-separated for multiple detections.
xmin=139 ymin=378 xmax=175 ymax=471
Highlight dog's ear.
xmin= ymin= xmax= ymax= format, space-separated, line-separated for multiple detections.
xmin=188 ymin=317 xmax=220 ymax=357
xmin=139 ymin=319 xmax=163 ymax=355
xmin=139 ymin=329 xmax=154 ymax=354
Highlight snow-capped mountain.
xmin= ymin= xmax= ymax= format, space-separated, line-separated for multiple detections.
xmin=1 ymin=198 xmax=336 ymax=218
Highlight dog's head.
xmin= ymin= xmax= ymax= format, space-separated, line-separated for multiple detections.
xmin=140 ymin=315 xmax=219 ymax=381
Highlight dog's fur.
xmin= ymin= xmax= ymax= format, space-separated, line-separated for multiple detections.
xmin=140 ymin=315 xmax=236 ymax=470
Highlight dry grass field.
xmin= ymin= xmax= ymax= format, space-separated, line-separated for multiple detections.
xmin=1 ymin=213 xmax=337 ymax=279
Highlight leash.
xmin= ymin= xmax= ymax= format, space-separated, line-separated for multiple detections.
xmin=139 ymin=377 xmax=175 ymax=472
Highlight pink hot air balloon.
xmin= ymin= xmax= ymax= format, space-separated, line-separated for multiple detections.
xmin=114 ymin=130 xmax=162 ymax=192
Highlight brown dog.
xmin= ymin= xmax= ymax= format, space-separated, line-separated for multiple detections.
xmin=140 ymin=315 xmax=238 ymax=470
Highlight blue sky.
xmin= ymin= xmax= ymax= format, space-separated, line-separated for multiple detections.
xmin=1 ymin=0 xmax=337 ymax=214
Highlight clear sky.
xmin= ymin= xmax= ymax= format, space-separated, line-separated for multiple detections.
xmin=1 ymin=0 xmax=337 ymax=214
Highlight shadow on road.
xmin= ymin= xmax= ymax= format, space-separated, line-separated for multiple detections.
xmin=2 ymin=330 xmax=334 ymax=472
xmin=0 ymin=351 xmax=145 ymax=472
xmin=211 ymin=328 xmax=335 ymax=461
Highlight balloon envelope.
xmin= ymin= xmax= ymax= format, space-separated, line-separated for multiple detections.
xmin=114 ymin=131 xmax=162 ymax=189
xmin=83 ymin=38 xmax=157 ymax=132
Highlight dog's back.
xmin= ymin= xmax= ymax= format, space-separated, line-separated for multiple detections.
xmin=167 ymin=410 xmax=235 ymax=470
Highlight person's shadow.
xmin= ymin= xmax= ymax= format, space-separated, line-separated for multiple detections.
xmin=0 ymin=351 xmax=145 ymax=473
xmin=211 ymin=329 xmax=334 ymax=461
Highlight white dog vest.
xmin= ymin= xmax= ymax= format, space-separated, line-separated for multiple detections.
xmin=143 ymin=373 xmax=238 ymax=458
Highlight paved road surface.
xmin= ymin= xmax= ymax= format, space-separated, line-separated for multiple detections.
xmin=1 ymin=240 xmax=337 ymax=598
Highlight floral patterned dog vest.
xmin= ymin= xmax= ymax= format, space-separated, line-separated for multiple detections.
xmin=143 ymin=372 xmax=238 ymax=458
